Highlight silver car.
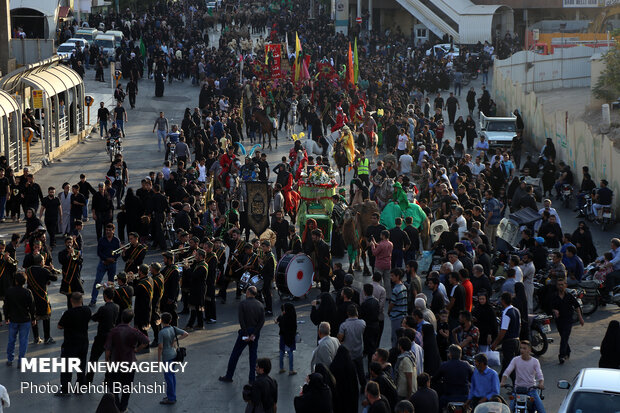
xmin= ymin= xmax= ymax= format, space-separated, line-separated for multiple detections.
xmin=557 ymin=368 xmax=620 ymax=413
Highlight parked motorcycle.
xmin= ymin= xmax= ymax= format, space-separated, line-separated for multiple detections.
xmin=599 ymin=205 xmax=614 ymax=231
xmin=560 ymin=184 xmax=573 ymax=209
xmin=529 ymin=314 xmax=553 ymax=357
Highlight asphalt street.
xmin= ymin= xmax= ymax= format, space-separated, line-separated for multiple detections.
xmin=0 ymin=61 xmax=617 ymax=413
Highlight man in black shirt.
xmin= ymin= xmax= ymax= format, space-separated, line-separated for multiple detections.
xmin=39 ymin=187 xmax=61 ymax=248
xmin=389 ymin=217 xmax=410 ymax=270
xmin=257 ymin=153 xmax=269 ymax=181
xmin=366 ymin=213 xmax=387 ymax=274
xmin=126 ymin=78 xmax=138 ymax=109
xmin=113 ymin=101 xmax=127 ymax=137
xmin=57 ymin=292 xmax=91 ymax=396
xmin=470 ymin=265 xmax=492 ymax=297
xmin=86 ymin=287 xmax=118 ymax=384
xmin=447 ymin=272 xmax=466 ymax=329
xmin=4 ymin=272 xmax=36 ymax=366
xmin=410 ymin=372 xmax=439 ymax=413
xmin=23 ymin=174 xmax=44 ymax=214
xmin=0 ymin=168 xmax=10 ymax=222
xmin=148 ymin=183 xmax=170 ymax=251
xmin=552 ymin=278 xmax=584 ymax=364
xmin=70 ymin=184 xmax=86 ymax=233
xmin=77 ymin=174 xmax=96 ymax=222
xmin=403 ymin=217 xmax=420 ymax=263
xmin=271 ymin=210 xmax=289 ymax=260
xmin=91 ymin=183 xmax=114 ymax=240
xmin=96 ymin=102 xmax=110 ymax=136
xmin=250 ymin=358 xmax=278 ymax=413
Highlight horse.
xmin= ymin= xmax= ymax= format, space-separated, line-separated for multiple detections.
xmin=252 ymin=108 xmax=278 ymax=150
xmin=341 ymin=200 xmax=380 ymax=274
xmin=333 ymin=139 xmax=349 ymax=186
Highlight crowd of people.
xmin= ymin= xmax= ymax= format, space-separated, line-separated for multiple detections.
xmin=1 ymin=0 xmax=620 ymax=413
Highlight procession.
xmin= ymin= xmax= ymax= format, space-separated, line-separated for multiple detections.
xmin=0 ymin=0 xmax=619 ymax=412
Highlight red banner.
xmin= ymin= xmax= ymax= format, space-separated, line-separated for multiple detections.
xmin=265 ymin=44 xmax=282 ymax=79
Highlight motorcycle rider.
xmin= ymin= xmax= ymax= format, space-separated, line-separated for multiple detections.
xmin=165 ymin=125 xmax=181 ymax=162
xmin=500 ymin=340 xmax=546 ymax=413
xmin=553 ymin=162 xmax=573 ymax=200
xmin=592 ymin=179 xmax=613 ymax=220
xmin=598 ymin=238 xmax=620 ymax=298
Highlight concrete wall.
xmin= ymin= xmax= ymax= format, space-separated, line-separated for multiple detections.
xmin=11 ymin=39 xmax=55 ymax=65
xmin=494 ymin=46 xmax=612 ymax=92
xmin=493 ymin=69 xmax=620 ymax=214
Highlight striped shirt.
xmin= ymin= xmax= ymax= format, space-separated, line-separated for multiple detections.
xmin=389 ymin=283 xmax=408 ymax=320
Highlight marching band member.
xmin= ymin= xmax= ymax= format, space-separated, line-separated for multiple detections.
xmin=149 ymin=262 xmax=164 ymax=347
xmin=26 ymin=254 xmax=57 ymax=344
xmin=259 ymin=240 xmax=276 ymax=316
xmin=179 ymin=235 xmax=198 ymax=315
xmin=203 ymin=241 xmax=219 ymax=324
xmin=113 ymin=272 xmax=134 ymax=324
xmin=160 ymin=252 xmax=180 ymax=326
xmin=287 ymin=224 xmax=302 ymax=254
xmin=219 ymin=228 xmax=244 ymax=303
xmin=185 ymin=249 xmax=208 ymax=331
xmin=0 ymin=240 xmax=17 ymax=323
xmin=122 ymin=232 xmax=147 ymax=273
xmin=58 ymin=236 xmax=84 ymax=309
xmin=130 ymin=264 xmax=153 ymax=352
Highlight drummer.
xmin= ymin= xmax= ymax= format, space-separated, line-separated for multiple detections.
xmin=258 ymin=240 xmax=276 ymax=316
xmin=287 ymin=224 xmax=302 ymax=254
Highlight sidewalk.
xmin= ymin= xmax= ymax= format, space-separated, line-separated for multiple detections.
xmin=25 ymin=71 xmax=115 ymax=176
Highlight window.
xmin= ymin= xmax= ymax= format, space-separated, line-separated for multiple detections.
xmin=417 ymin=28 xmax=427 ymax=38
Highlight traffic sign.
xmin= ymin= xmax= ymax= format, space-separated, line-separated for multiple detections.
xmin=85 ymin=95 xmax=94 ymax=107
xmin=356 ymin=17 xmax=362 ymax=24
xmin=32 ymin=90 xmax=43 ymax=109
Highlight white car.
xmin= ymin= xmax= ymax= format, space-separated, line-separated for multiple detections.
xmin=65 ymin=38 xmax=87 ymax=51
xmin=56 ymin=43 xmax=76 ymax=62
xmin=557 ymin=368 xmax=620 ymax=413
xmin=426 ymin=43 xmax=460 ymax=59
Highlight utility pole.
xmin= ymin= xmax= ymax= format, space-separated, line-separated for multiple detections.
xmin=0 ymin=0 xmax=15 ymax=77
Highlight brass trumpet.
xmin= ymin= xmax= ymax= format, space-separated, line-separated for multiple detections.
xmin=181 ymin=256 xmax=196 ymax=267
xmin=95 ymin=281 xmax=117 ymax=290
xmin=112 ymin=243 xmax=131 ymax=255
xmin=71 ymin=249 xmax=81 ymax=261
xmin=2 ymin=254 xmax=16 ymax=265
xmin=169 ymin=246 xmax=190 ymax=255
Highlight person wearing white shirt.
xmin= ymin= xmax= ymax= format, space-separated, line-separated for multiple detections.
xmin=471 ymin=156 xmax=486 ymax=176
xmin=454 ymin=207 xmax=468 ymax=240
xmin=198 ymin=159 xmax=207 ymax=184
xmin=0 ymin=384 xmax=9 ymax=412
xmin=534 ymin=200 xmax=561 ymax=232
xmin=520 ymin=253 xmax=536 ymax=312
xmin=397 ymin=129 xmax=409 ymax=156
xmin=509 ymin=255 xmax=524 ymax=283
xmin=399 ymin=150 xmax=414 ymax=176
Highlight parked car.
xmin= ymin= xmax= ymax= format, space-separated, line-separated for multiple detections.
xmin=65 ymin=38 xmax=87 ymax=51
xmin=425 ymin=43 xmax=460 ymax=59
xmin=557 ymin=368 xmax=620 ymax=413
xmin=56 ymin=43 xmax=76 ymax=62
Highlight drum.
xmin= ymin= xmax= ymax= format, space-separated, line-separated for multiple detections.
xmin=239 ymin=271 xmax=264 ymax=292
xmin=276 ymin=253 xmax=314 ymax=297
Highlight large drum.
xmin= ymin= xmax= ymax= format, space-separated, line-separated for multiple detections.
xmin=276 ymin=253 xmax=314 ymax=297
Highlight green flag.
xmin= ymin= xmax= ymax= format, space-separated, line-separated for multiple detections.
xmin=354 ymin=37 xmax=359 ymax=84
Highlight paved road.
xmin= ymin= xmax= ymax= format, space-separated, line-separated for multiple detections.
xmin=0 ymin=63 xmax=617 ymax=413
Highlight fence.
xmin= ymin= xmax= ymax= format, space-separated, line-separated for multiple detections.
xmin=492 ymin=69 xmax=620 ymax=214
xmin=11 ymin=39 xmax=55 ymax=66
xmin=494 ymin=45 xmax=612 ymax=93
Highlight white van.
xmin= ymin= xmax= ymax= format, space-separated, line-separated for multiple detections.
xmin=105 ymin=30 xmax=125 ymax=48
xmin=73 ymin=28 xmax=98 ymax=45
xmin=94 ymin=33 xmax=116 ymax=59
xmin=66 ymin=38 xmax=87 ymax=51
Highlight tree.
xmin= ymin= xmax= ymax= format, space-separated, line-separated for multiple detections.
xmin=593 ymin=46 xmax=620 ymax=102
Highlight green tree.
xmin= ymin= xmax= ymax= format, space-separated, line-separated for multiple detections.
xmin=593 ymin=46 xmax=620 ymax=102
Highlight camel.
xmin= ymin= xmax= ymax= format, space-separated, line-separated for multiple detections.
xmin=341 ymin=200 xmax=380 ymax=275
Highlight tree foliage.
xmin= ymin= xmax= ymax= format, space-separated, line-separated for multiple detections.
xmin=593 ymin=46 xmax=620 ymax=102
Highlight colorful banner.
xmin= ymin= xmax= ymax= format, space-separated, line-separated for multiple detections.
xmin=265 ymin=44 xmax=282 ymax=79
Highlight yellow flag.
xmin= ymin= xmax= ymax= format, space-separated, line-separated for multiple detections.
xmin=294 ymin=32 xmax=302 ymax=83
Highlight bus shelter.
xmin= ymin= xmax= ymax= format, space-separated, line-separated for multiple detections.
xmin=0 ymin=90 xmax=23 ymax=172
xmin=0 ymin=58 xmax=85 ymax=158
